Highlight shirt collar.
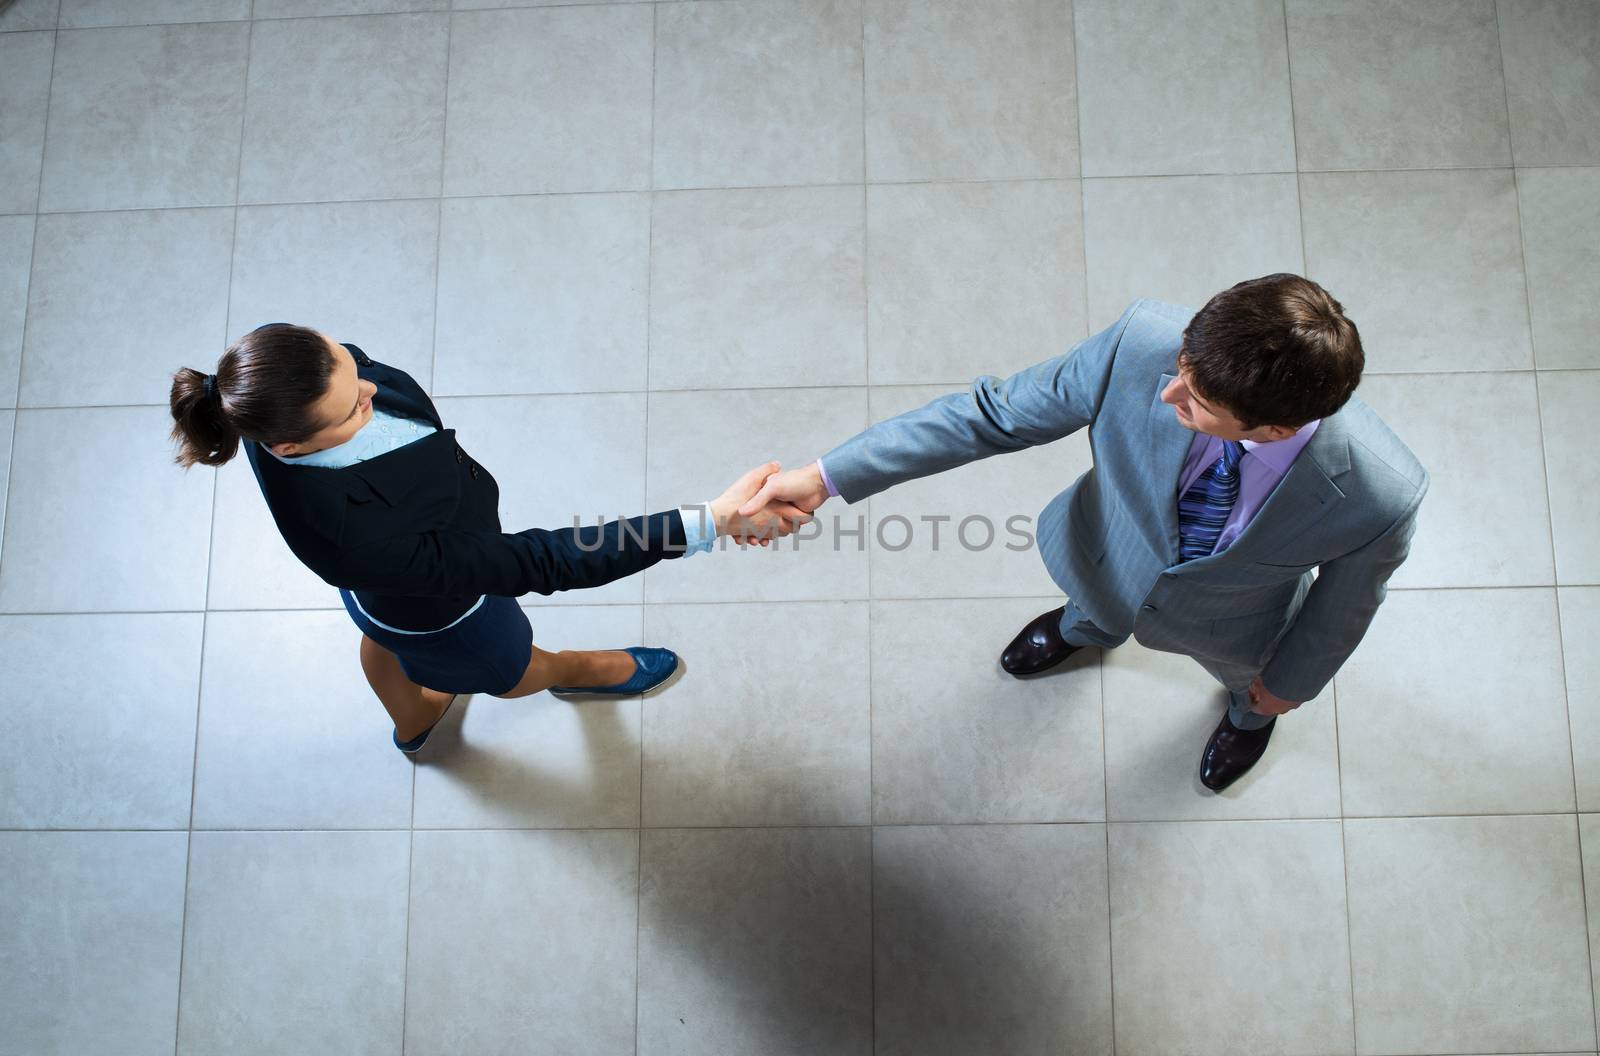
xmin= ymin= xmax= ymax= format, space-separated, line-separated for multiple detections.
xmin=265 ymin=410 xmax=378 ymax=467
xmin=1239 ymin=418 xmax=1320 ymax=473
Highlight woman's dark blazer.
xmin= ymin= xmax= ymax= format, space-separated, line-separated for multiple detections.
xmin=243 ymin=345 xmax=689 ymax=630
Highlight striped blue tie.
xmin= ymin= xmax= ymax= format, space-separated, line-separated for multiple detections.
xmin=1177 ymin=440 xmax=1246 ymax=562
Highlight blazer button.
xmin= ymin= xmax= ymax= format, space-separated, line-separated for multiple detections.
xmin=455 ymin=447 xmax=465 ymax=463
xmin=470 ymin=464 xmax=479 ymax=479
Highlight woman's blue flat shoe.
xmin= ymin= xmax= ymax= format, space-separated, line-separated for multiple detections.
xmin=394 ymin=694 xmax=457 ymax=755
xmin=549 ymin=647 xmax=678 ymax=696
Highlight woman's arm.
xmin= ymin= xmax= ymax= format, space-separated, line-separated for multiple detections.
xmin=342 ymin=512 xmax=690 ymax=599
xmin=338 ymin=462 xmax=808 ymax=599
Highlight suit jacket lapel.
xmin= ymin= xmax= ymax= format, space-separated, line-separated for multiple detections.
xmin=1143 ymin=377 xmax=1352 ymax=565
xmin=348 ymin=427 xmax=456 ymax=508
xmin=333 ymin=361 xmax=452 ymax=506
xmin=1147 ymin=373 xmax=1196 ymax=553
xmin=254 ymin=366 xmax=452 ymax=510
xmin=1217 ymin=412 xmax=1351 ymax=560
xmin=362 ymin=362 xmax=442 ymax=430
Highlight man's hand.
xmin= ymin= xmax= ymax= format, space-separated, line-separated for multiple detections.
xmin=708 ymin=462 xmax=814 ymax=546
xmin=737 ymin=461 xmax=831 ymax=527
xmin=1248 ymin=677 xmax=1302 ymax=716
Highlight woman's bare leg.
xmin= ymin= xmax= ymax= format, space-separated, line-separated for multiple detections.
xmin=494 ymin=645 xmax=640 ymax=699
xmin=358 ymin=634 xmax=454 ymax=741
xmin=359 ymin=630 xmax=640 ymax=715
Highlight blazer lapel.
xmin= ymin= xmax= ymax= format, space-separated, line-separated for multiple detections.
xmin=1147 ymin=373 xmax=1197 ymax=550
xmin=348 ymin=427 xmax=458 ymax=508
xmin=341 ymin=363 xmax=451 ymax=506
xmin=362 ymin=363 xmax=443 ymax=430
xmin=1144 ymin=380 xmax=1353 ymax=566
xmin=1220 ymin=412 xmax=1351 ymax=559
xmin=255 ymin=372 xmax=453 ymax=510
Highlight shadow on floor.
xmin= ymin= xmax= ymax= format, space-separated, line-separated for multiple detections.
xmin=407 ymin=647 xmax=1118 ymax=1054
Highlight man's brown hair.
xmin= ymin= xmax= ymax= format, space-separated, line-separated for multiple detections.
xmin=1179 ymin=273 xmax=1364 ymax=430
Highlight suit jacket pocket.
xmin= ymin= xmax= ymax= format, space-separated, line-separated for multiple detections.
xmin=1068 ymin=498 xmax=1113 ymax=565
xmin=1226 ymin=560 xmax=1318 ymax=585
xmin=1208 ymin=607 xmax=1293 ymax=667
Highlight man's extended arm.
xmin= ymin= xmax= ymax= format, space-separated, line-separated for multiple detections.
xmin=741 ymin=302 xmax=1142 ymax=516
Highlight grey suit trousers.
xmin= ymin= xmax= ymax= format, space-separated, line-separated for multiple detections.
xmin=1059 ymin=600 xmax=1274 ymax=731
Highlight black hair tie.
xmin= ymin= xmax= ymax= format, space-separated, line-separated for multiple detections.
xmin=202 ymin=374 xmax=218 ymax=401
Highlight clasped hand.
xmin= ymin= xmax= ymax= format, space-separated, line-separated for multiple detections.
xmin=708 ymin=461 xmax=824 ymax=546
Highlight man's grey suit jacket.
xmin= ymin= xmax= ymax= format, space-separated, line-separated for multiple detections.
xmin=821 ymin=299 xmax=1428 ymax=703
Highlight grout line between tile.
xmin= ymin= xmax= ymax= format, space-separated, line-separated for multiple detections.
xmin=34 ymin=158 xmax=1600 ymax=223
xmin=32 ymin=161 xmax=1600 ymax=222
xmin=1575 ymin=813 xmax=1600 ymax=1050
xmin=10 ymin=811 xmax=1600 ymax=835
xmin=1069 ymin=2 xmax=1092 ymax=400
xmin=857 ymin=7 xmax=876 ymax=1050
xmin=1495 ymin=14 xmax=1540 ymax=373
xmin=26 ymin=3 xmax=60 ymax=218
xmin=1282 ymin=2 xmax=1312 ymax=281
xmin=634 ymin=822 xmax=643 ymax=1056
xmin=174 ymin=524 xmax=214 ymax=1056
xmin=1517 ymin=286 xmax=1581 ymax=810
xmin=1489 ymin=6 xmax=1570 ymax=623
xmin=1067 ymin=5 xmax=1118 ymax=1047
xmin=44 ymin=0 xmax=744 ymax=34
xmin=18 ymin=156 xmax=1600 ymax=222
xmin=1283 ymin=4 xmax=1357 ymax=1047
xmin=1512 ymin=57 xmax=1598 ymax=1026
xmin=171 ymin=828 xmax=194 ymax=1054
xmin=14 ymin=581 xmax=1600 ymax=621
xmin=636 ymin=9 xmax=658 ymax=1052
xmin=400 ymin=810 xmax=416 ymax=1056
xmin=1331 ymin=677 xmax=1360 ymax=1054
xmin=171 ymin=10 xmax=254 ymax=1048
xmin=403 ymin=7 xmax=451 ymax=1050
xmin=1506 ymin=0 xmax=1600 ymax=992
xmin=1097 ymin=656 xmax=1118 ymax=1055
xmin=15 ymin=363 xmax=1600 ymax=415
xmin=430 ymin=2 xmax=455 ymax=376
xmin=0 ymin=10 xmax=58 ymax=601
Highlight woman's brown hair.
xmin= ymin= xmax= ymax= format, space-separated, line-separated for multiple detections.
xmin=1179 ymin=273 xmax=1364 ymax=430
xmin=169 ymin=323 xmax=339 ymax=468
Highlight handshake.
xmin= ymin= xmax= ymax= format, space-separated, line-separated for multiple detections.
xmin=705 ymin=461 xmax=833 ymax=547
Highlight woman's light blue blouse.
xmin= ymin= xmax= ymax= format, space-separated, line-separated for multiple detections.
xmin=264 ymin=407 xmax=436 ymax=469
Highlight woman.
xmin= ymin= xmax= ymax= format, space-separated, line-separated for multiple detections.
xmin=169 ymin=323 xmax=804 ymax=754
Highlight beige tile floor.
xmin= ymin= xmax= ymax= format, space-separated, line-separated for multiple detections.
xmin=0 ymin=0 xmax=1596 ymax=1053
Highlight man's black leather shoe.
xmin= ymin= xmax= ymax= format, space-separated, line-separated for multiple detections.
xmin=1199 ymin=712 xmax=1276 ymax=791
xmin=1000 ymin=606 xmax=1081 ymax=677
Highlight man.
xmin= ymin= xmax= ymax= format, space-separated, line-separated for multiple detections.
xmin=742 ymin=274 xmax=1427 ymax=790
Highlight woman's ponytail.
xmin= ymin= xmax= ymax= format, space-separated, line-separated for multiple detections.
xmin=169 ymin=366 xmax=240 ymax=468
xmin=167 ymin=323 xmax=338 ymax=470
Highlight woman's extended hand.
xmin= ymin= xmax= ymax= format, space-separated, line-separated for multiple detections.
xmin=708 ymin=462 xmax=814 ymax=546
